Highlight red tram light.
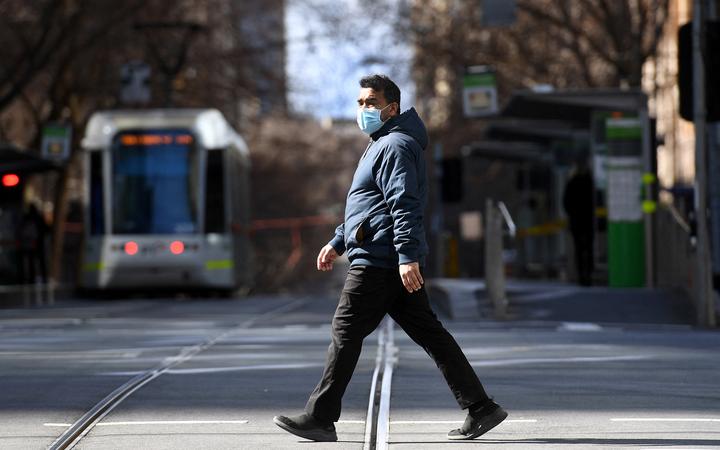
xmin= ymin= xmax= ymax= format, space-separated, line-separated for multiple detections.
xmin=170 ymin=241 xmax=185 ymax=255
xmin=124 ymin=241 xmax=139 ymax=255
xmin=2 ymin=174 xmax=20 ymax=187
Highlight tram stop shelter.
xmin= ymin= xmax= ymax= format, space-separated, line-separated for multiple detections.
xmin=0 ymin=143 xmax=60 ymax=286
xmin=461 ymin=89 xmax=655 ymax=288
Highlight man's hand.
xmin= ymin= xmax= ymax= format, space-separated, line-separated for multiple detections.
xmin=317 ymin=244 xmax=338 ymax=271
xmin=399 ymin=262 xmax=424 ymax=293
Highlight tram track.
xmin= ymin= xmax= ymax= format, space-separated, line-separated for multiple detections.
xmin=364 ymin=319 xmax=397 ymax=450
xmin=47 ymin=298 xmax=307 ymax=450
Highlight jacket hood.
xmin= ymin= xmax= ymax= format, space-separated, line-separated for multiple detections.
xmin=372 ymin=107 xmax=428 ymax=150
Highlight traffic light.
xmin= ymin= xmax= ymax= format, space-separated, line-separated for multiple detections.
xmin=441 ymin=158 xmax=463 ymax=203
xmin=678 ymin=21 xmax=720 ymax=122
xmin=0 ymin=173 xmax=23 ymax=205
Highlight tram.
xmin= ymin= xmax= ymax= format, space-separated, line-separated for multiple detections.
xmin=79 ymin=109 xmax=252 ymax=293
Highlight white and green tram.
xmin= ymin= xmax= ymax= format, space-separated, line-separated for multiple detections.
xmin=80 ymin=109 xmax=252 ymax=293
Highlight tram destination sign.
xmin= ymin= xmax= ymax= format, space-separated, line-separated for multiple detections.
xmin=119 ymin=133 xmax=194 ymax=146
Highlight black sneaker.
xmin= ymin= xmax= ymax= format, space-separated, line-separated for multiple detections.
xmin=447 ymin=400 xmax=508 ymax=440
xmin=273 ymin=413 xmax=338 ymax=442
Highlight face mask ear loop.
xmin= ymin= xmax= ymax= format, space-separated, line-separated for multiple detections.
xmin=379 ymin=102 xmax=395 ymax=122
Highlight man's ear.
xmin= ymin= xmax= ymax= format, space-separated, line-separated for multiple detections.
xmin=391 ymin=102 xmax=399 ymax=117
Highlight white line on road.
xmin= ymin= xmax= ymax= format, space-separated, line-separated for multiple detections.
xmin=45 ymin=420 xmax=249 ymax=427
xmin=167 ymin=363 xmax=324 ymax=374
xmin=557 ymin=322 xmax=603 ymax=332
xmin=389 ymin=419 xmax=537 ymax=424
xmin=611 ymin=418 xmax=720 ymax=422
xmin=98 ymin=362 xmax=324 ymax=376
xmin=471 ymin=355 xmax=651 ymax=367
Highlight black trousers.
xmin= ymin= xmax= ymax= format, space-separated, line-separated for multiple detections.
xmin=572 ymin=231 xmax=594 ymax=286
xmin=305 ymin=265 xmax=489 ymax=423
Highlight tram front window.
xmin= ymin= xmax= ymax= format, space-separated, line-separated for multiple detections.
xmin=112 ymin=130 xmax=198 ymax=234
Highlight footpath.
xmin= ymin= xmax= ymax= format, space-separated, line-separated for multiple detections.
xmin=427 ymin=278 xmax=697 ymax=327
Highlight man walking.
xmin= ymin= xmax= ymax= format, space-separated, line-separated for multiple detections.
xmin=274 ymin=75 xmax=507 ymax=441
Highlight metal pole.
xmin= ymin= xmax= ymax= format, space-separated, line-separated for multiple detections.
xmin=693 ymin=0 xmax=716 ymax=326
xmin=485 ymin=199 xmax=507 ymax=319
xmin=640 ymin=105 xmax=654 ymax=288
xmin=433 ymin=142 xmax=444 ymax=278
xmin=706 ymin=0 xmax=720 ymax=319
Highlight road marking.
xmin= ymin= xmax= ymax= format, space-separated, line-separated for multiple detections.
xmin=98 ymin=362 xmax=324 ymax=376
xmin=557 ymin=322 xmax=603 ymax=332
xmin=45 ymin=420 xmax=249 ymax=427
xmin=167 ymin=363 xmax=324 ymax=374
xmin=611 ymin=418 xmax=720 ymax=422
xmin=389 ymin=419 xmax=537 ymax=424
xmin=43 ymin=419 xmax=541 ymax=427
xmin=471 ymin=355 xmax=650 ymax=367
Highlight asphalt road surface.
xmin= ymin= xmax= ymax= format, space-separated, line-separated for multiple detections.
xmin=1 ymin=281 xmax=719 ymax=449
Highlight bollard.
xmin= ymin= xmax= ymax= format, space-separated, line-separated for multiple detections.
xmin=485 ymin=199 xmax=508 ymax=319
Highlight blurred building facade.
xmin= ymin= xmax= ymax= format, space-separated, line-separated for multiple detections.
xmin=178 ymin=0 xmax=288 ymax=126
xmin=643 ymin=0 xmax=695 ymax=202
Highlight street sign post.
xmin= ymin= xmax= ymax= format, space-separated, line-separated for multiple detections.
xmin=606 ymin=117 xmax=645 ymax=287
xmin=462 ymin=66 xmax=498 ymax=118
xmin=41 ymin=123 xmax=71 ymax=162
xmin=120 ymin=61 xmax=151 ymax=105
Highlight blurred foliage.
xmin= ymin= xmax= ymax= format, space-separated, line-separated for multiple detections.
xmin=0 ymin=0 xmax=364 ymax=292
xmin=0 ymin=0 xmax=287 ymax=146
xmin=408 ymin=0 xmax=669 ymax=132
xmin=247 ymin=117 xmax=366 ymax=291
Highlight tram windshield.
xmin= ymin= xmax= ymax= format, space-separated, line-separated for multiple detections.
xmin=112 ymin=130 xmax=198 ymax=234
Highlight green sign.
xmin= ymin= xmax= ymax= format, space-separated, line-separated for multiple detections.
xmin=463 ymin=66 xmax=498 ymax=117
xmin=463 ymin=72 xmax=496 ymax=88
xmin=605 ymin=116 xmax=644 ymax=287
xmin=41 ymin=123 xmax=71 ymax=161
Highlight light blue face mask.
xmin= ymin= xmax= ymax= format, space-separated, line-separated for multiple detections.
xmin=357 ymin=104 xmax=392 ymax=135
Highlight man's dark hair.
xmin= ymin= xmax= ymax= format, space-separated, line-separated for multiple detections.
xmin=360 ymin=74 xmax=401 ymax=109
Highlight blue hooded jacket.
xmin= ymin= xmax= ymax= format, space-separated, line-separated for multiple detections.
xmin=329 ymin=107 xmax=429 ymax=268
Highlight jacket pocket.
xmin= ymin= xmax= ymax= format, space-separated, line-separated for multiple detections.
xmin=348 ymin=213 xmax=394 ymax=248
xmin=346 ymin=215 xmax=369 ymax=246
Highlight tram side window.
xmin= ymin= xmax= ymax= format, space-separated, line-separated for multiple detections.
xmin=89 ymin=152 xmax=105 ymax=235
xmin=205 ymin=149 xmax=225 ymax=233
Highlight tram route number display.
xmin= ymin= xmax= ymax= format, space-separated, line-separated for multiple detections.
xmin=120 ymin=133 xmax=194 ymax=146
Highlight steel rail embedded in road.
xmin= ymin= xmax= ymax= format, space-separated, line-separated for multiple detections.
xmin=364 ymin=319 xmax=397 ymax=450
xmin=47 ymin=299 xmax=307 ymax=450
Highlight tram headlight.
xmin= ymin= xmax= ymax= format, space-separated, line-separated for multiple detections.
xmin=124 ymin=241 xmax=139 ymax=255
xmin=170 ymin=240 xmax=185 ymax=255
